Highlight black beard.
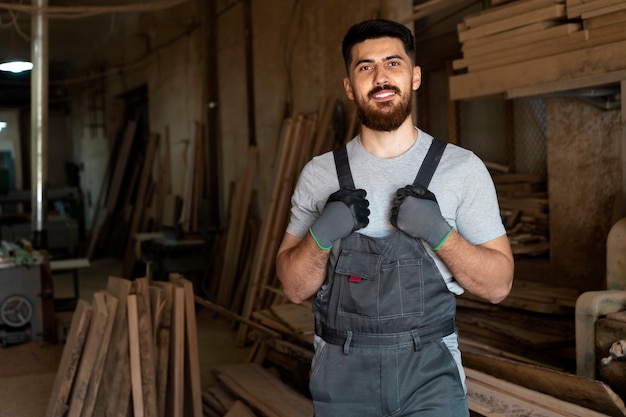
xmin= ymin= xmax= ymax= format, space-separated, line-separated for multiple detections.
xmin=356 ymin=85 xmax=412 ymax=132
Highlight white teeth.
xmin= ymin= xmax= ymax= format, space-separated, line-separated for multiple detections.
xmin=375 ymin=91 xmax=395 ymax=99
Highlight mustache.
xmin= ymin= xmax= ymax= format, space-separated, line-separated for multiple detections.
xmin=368 ymin=84 xmax=401 ymax=98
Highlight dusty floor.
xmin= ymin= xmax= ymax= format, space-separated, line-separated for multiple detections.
xmin=0 ymin=257 xmax=250 ymax=417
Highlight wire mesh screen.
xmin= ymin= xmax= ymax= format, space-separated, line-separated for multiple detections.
xmin=512 ymin=97 xmax=547 ymax=177
xmin=458 ymin=97 xmax=547 ymax=177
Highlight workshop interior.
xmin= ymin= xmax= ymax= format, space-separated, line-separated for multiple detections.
xmin=0 ymin=0 xmax=625 ymax=416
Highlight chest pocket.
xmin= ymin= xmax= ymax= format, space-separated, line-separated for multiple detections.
xmin=334 ymin=249 xmax=425 ymax=319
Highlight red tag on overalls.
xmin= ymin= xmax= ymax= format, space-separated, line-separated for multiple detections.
xmin=349 ymin=275 xmax=362 ymax=283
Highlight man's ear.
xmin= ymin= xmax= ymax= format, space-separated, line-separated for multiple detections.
xmin=343 ymin=77 xmax=355 ymax=101
xmin=412 ymin=66 xmax=421 ymax=91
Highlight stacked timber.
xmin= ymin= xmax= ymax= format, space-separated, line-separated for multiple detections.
xmin=491 ymin=172 xmax=550 ymax=256
xmin=450 ymin=0 xmax=626 ymax=99
xmin=45 ymin=273 xmax=203 ymax=417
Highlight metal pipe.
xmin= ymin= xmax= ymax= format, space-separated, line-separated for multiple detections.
xmin=575 ymin=290 xmax=626 ymax=378
xmin=30 ymin=0 xmax=48 ymax=249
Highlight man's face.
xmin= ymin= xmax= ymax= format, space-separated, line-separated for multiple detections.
xmin=343 ymin=37 xmax=421 ymax=132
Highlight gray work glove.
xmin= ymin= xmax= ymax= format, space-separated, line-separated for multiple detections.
xmin=310 ymin=188 xmax=370 ymax=250
xmin=390 ymin=184 xmax=452 ymax=250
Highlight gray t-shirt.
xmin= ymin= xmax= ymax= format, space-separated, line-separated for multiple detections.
xmin=286 ymin=128 xmax=506 ymax=295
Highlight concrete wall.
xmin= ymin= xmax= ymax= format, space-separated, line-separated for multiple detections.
xmin=547 ymin=98 xmax=622 ymax=291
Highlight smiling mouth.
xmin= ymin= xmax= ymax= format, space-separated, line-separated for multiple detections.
xmin=369 ymin=85 xmax=400 ymax=100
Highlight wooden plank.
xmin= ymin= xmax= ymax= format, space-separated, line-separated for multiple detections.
xmin=93 ymin=276 xmax=132 ymax=417
xmin=400 ymin=0 xmax=471 ymax=24
xmin=466 ymin=368 xmax=611 ymax=417
xmin=461 ymin=21 xmax=556 ymax=50
xmin=81 ymin=291 xmax=119 ymax=417
xmin=237 ymin=117 xmax=296 ymax=344
xmin=622 ymin=79 xmax=626 ymax=218
xmin=215 ymin=363 xmax=313 ymax=417
xmin=458 ymin=5 xmax=566 ymax=42
xmin=122 ymin=132 xmax=160 ymax=278
xmin=137 ymin=290 xmax=158 ymax=416
xmin=269 ymin=302 xmax=314 ymax=334
xmin=461 ymin=23 xmax=580 ymax=60
xmin=224 ymin=400 xmax=258 ymax=417
xmin=66 ymin=292 xmax=109 ymax=417
xmin=179 ymin=123 xmax=198 ymax=232
xmin=45 ymin=300 xmax=93 ymax=417
xmin=171 ymin=274 xmax=203 ymax=417
xmin=463 ymin=351 xmax=626 ymax=416
xmin=152 ymin=282 xmax=173 ymax=417
xmin=216 ymin=146 xmax=258 ymax=308
xmin=169 ymin=282 xmax=185 ymax=417
xmin=463 ymin=0 xmax=560 ymax=28
xmin=507 ymin=68 xmax=626 ymax=99
xmin=568 ymin=0 xmax=626 ymax=18
xmin=450 ymin=39 xmax=626 ymax=100
xmin=584 ymin=9 xmax=626 ymax=29
xmin=127 ymin=294 xmax=145 ymax=417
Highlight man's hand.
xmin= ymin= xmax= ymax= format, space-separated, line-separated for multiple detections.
xmin=390 ymin=184 xmax=452 ymax=249
xmin=309 ymin=188 xmax=370 ymax=250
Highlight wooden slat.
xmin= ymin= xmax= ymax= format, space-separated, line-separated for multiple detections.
xmin=66 ymin=292 xmax=109 ymax=417
xmin=171 ymin=274 xmax=203 ymax=417
xmin=45 ymin=300 xmax=93 ymax=417
xmin=128 ymin=295 xmax=145 ymax=417
xmin=168 ymin=282 xmax=185 ymax=417
xmin=81 ymin=291 xmax=119 ymax=417
xmin=93 ymin=277 xmax=132 ymax=417
xmin=463 ymin=0 xmax=561 ymax=28
xmin=458 ymin=5 xmax=566 ymax=42
xmin=122 ymin=132 xmax=160 ymax=277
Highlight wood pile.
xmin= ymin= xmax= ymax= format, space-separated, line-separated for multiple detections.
xmin=45 ymin=273 xmax=203 ymax=417
xmin=490 ymin=171 xmax=550 ymax=256
xmin=450 ymin=0 xmax=626 ymax=99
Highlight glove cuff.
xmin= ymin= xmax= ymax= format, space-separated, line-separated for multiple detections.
xmin=433 ymin=227 xmax=454 ymax=251
xmin=309 ymin=227 xmax=332 ymax=251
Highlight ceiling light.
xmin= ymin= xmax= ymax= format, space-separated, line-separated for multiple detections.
xmin=0 ymin=60 xmax=33 ymax=74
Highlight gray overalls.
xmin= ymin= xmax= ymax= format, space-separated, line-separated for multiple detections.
xmin=310 ymin=140 xmax=469 ymax=417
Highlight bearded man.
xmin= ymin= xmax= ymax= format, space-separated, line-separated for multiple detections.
xmin=276 ymin=19 xmax=514 ymax=417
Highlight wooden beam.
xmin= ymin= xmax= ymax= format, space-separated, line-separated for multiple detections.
xmin=621 ymin=79 xmax=626 ymax=218
xmin=506 ymin=69 xmax=626 ymax=99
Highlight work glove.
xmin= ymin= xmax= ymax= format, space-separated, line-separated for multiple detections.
xmin=390 ymin=184 xmax=453 ymax=250
xmin=309 ymin=188 xmax=370 ymax=250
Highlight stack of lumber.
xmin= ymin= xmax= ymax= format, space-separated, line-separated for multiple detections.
xmin=450 ymin=0 xmax=626 ymax=99
xmin=45 ymin=273 xmax=203 ymax=417
xmin=491 ymin=173 xmax=550 ymax=256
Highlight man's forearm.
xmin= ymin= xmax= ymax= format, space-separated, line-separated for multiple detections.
xmin=435 ymin=231 xmax=513 ymax=304
xmin=276 ymin=233 xmax=330 ymax=304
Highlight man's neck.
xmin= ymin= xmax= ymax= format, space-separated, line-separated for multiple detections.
xmin=359 ymin=118 xmax=418 ymax=158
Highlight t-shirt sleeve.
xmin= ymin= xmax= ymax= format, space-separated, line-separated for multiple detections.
xmin=455 ymin=154 xmax=506 ymax=245
xmin=286 ymin=154 xmax=339 ymax=239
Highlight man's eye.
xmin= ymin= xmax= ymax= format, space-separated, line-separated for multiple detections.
xmin=389 ymin=61 xmax=399 ymax=67
xmin=359 ymin=65 xmax=372 ymax=71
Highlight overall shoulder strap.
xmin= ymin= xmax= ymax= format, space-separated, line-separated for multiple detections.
xmin=333 ymin=144 xmax=355 ymax=189
xmin=413 ymin=139 xmax=447 ymax=188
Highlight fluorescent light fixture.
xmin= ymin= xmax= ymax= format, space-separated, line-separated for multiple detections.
xmin=0 ymin=60 xmax=33 ymax=73
xmin=0 ymin=121 xmax=6 ymax=132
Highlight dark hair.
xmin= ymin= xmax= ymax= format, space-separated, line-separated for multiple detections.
xmin=341 ymin=19 xmax=415 ymax=72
